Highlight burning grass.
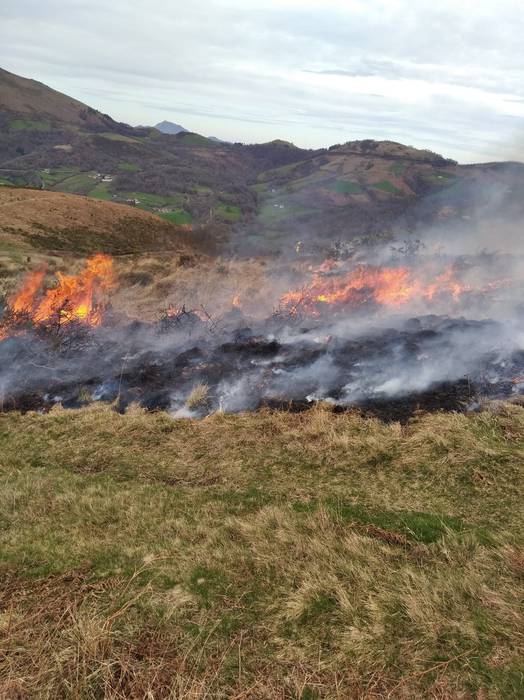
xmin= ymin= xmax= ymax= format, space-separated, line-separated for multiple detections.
xmin=0 ymin=402 xmax=522 ymax=698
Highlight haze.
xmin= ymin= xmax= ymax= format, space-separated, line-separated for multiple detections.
xmin=2 ymin=0 xmax=524 ymax=162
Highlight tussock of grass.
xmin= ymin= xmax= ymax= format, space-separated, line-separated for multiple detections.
xmin=185 ymin=382 xmax=210 ymax=410
xmin=0 ymin=403 xmax=522 ymax=697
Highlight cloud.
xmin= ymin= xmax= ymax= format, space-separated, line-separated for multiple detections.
xmin=1 ymin=0 xmax=524 ymax=161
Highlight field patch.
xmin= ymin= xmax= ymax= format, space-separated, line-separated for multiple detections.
xmin=88 ymin=181 xmax=112 ymax=200
xmin=53 ymin=172 xmax=95 ymax=193
xmin=39 ymin=168 xmax=78 ymax=187
xmin=160 ymin=209 xmax=192 ymax=225
xmin=118 ymin=161 xmax=140 ymax=172
xmin=216 ymin=202 xmax=241 ymax=222
xmin=328 ymin=179 xmax=362 ymax=195
xmin=8 ymin=118 xmax=51 ymax=132
xmin=371 ymin=179 xmax=403 ymax=194
xmin=119 ymin=191 xmax=184 ymax=208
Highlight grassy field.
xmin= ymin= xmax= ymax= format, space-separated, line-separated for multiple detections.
xmin=258 ymin=200 xmax=319 ymax=226
xmin=0 ymin=402 xmax=522 ymax=698
xmin=119 ymin=192 xmax=184 ymax=209
xmin=39 ymin=168 xmax=79 ymax=188
xmin=7 ymin=118 xmax=51 ymax=132
xmin=216 ymin=203 xmax=241 ymax=222
xmin=118 ymin=162 xmax=140 ymax=172
xmin=54 ymin=172 xmax=96 ymax=193
xmin=175 ymin=133 xmax=215 ymax=147
xmin=328 ymin=180 xmax=363 ymax=195
xmin=370 ymin=180 xmax=403 ymax=195
xmin=160 ymin=209 xmax=192 ymax=225
xmin=97 ymin=133 xmax=141 ymax=144
xmin=88 ymin=182 xmax=112 ymax=200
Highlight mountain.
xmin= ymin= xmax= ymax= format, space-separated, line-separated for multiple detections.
xmin=0 ymin=67 xmax=114 ymax=129
xmin=2 ymin=67 xmax=524 ymax=256
xmin=154 ymin=120 xmax=188 ymax=135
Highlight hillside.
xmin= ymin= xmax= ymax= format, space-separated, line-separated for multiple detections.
xmin=0 ymin=402 xmax=522 ymax=697
xmin=0 ymin=187 xmax=199 ymax=254
xmin=0 ymin=67 xmax=117 ymax=129
xmin=0 ymin=68 xmax=312 ymax=234
xmin=247 ymin=140 xmax=524 ymax=254
xmin=0 ymin=187 xmax=209 ymax=305
xmin=3 ymin=67 xmax=524 ymax=255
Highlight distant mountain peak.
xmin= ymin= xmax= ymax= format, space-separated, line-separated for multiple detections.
xmin=154 ymin=120 xmax=188 ymax=135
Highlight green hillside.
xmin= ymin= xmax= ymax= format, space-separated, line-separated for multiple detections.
xmin=2 ymin=66 xmax=524 ymax=256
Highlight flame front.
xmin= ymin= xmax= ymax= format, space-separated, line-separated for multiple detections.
xmin=2 ymin=254 xmax=115 ymax=333
xmin=280 ymin=263 xmax=475 ymax=314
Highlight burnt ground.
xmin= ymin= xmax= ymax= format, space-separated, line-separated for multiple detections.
xmin=1 ymin=311 xmax=523 ymax=422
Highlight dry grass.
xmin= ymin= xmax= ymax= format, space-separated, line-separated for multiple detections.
xmin=0 ymin=188 xmax=188 ymax=245
xmin=0 ymin=188 xmax=206 ymax=303
xmin=111 ymin=255 xmax=281 ymax=320
xmin=186 ymin=383 xmax=210 ymax=410
xmin=0 ymin=403 xmax=523 ymax=698
xmin=0 ymin=246 xmax=282 ymax=324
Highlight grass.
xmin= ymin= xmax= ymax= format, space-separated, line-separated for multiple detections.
xmin=0 ymin=176 xmax=26 ymax=187
xmin=112 ymin=256 xmax=272 ymax=320
xmin=215 ymin=202 xmax=241 ymax=222
xmin=0 ymin=402 xmax=522 ymax=697
xmin=8 ymin=118 xmax=51 ymax=132
xmin=88 ymin=182 xmax=112 ymax=200
xmin=176 ymin=133 xmax=215 ymax=146
xmin=119 ymin=192 xmax=183 ymax=209
xmin=328 ymin=179 xmax=362 ymax=195
xmin=97 ymin=132 xmax=140 ymax=144
xmin=118 ymin=162 xmax=140 ymax=172
xmin=21 ymin=216 xmax=194 ymax=256
xmin=258 ymin=200 xmax=318 ymax=225
xmin=257 ymin=161 xmax=304 ymax=183
xmin=54 ymin=172 xmax=96 ymax=193
xmin=371 ymin=180 xmax=402 ymax=195
xmin=39 ymin=168 xmax=79 ymax=188
xmin=159 ymin=209 xmax=192 ymax=225
xmin=185 ymin=382 xmax=210 ymax=410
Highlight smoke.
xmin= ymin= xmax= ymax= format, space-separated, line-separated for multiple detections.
xmin=1 ymin=181 xmax=523 ymax=421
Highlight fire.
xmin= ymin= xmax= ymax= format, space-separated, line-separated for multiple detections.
xmin=10 ymin=267 xmax=47 ymax=314
xmin=424 ymin=266 xmax=471 ymax=301
xmin=1 ymin=254 xmax=115 ymax=335
xmin=280 ymin=262 xmax=475 ymax=314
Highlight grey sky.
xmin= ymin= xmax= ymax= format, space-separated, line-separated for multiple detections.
xmin=2 ymin=0 xmax=524 ymax=162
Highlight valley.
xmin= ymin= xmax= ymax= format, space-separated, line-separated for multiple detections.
xmin=0 ymin=65 xmax=523 ymax=700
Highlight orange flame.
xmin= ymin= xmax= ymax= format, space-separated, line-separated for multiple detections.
xmin=2 ymin=254 xmax=115 ymax=333
xmin=280 ymin=263 xmax=474 ymax=314
xmin=10 ymin=267 xmax=47 ymax=314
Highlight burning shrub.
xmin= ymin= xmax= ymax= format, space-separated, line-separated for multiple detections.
xmin=0 ymin=254 xmax=115 ymax=338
